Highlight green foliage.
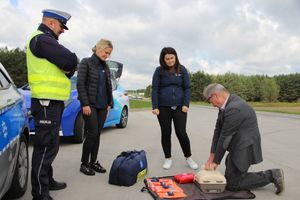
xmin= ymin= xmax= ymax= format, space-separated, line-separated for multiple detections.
xmin=260 ymin=78 xmax=279 ymax=102
xmin=144 ymin=84 xmax=152 ymax=98
xmin=241 ymin=76 xmax=256 ymax=101
xmin=0 ymin=46 xmax=27 ymax=87
xmin=190 ymin=71 xmax=212 ymax=101
xmin=213 ymin=73 xmax=251 ymax=100
xmin=142 ymin=71 xmax=298 ymax=103
xmin=249 ymin=75 xmax=265 ymax=101
xmin=211 ymin=73 xmax=281 ymax=102
xmin=275 ymin=73 xmax=300 ymax=102
xmin=136 ymin=89 xmax=145 ymax=93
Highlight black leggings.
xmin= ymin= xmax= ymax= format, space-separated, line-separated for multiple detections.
xmin=81 ymin=107 xmax=107 ymax=164
xmin=157 ymin=106 xmax=192 ymax=158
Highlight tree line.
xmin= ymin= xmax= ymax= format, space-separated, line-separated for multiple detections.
xmin=145 ymin=71 xmax=300 ymax=102
xmin=0 ymin=47 xmax=27 ymax=87
xmin=1 ymin=47 xmax=299 ymax=102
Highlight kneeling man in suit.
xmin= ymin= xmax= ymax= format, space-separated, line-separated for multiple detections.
xmin=203 ymin=83 xmax=284 ymax=195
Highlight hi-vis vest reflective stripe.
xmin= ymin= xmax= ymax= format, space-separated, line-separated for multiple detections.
xmin=26 ymin=31 xmax=71 ymax=101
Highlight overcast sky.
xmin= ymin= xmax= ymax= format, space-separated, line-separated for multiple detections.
xmin=1 ymin=0 xmax=300 ymax=89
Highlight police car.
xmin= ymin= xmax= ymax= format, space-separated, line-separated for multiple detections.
xmin=0 ymin=63 xmax=29 ymax=199
xmin=19 ymin=60 xmax=129 ymax=143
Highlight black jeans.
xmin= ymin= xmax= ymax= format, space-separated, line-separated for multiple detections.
xmin=81 ymin=107 xmax=107 ymax=164
xmin=157 ymin=106 xmax=192 ymax=158
xmin=225 ymin=153 xmax=273 ymax=191
xmin=31 ymin=99 xmax=64 ymax=199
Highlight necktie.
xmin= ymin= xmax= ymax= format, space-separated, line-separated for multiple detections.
xmin=219 ymin=109 xmax=225 ymax=127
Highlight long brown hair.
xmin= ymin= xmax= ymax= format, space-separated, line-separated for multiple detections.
xmin=159 ymin=47 xmax=181 ymax=74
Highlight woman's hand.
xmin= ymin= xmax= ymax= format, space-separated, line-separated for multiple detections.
xmin=152 ymin=109 xmax=160 ymax=116
xmin=82 ymin=106 xmax=91 ymax=116
xmin=182 ymin=106 xmax=189 ymax=113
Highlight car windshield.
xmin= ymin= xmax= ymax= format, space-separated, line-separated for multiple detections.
xmin=70 ymin=74 xmax=77 ymax=90
xmin=70 ymin=69 xmax=119 ymax=91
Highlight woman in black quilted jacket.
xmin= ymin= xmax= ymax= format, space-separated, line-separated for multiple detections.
xmin=77 ymin=39 xmax=114 ymax=176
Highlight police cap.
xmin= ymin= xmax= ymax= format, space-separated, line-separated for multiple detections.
xmin=42 ymin=9 xmax=71 ymax=30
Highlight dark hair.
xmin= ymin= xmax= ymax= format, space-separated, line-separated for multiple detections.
xmin=159 ymin=47 xmax=181 ymax=74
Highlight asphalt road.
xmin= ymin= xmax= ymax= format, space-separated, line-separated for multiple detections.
xmin=16 ymin=106 xmax=300 ymax=200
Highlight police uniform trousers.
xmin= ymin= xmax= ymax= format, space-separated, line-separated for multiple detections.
xmin=225 ymin=151 xmax=273 ymax=191
xmin=31 ymin=98 xmax=64 ymax=199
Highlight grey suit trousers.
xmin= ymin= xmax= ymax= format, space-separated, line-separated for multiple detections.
xmin=225 ymin=152 xmax=272 ymax=191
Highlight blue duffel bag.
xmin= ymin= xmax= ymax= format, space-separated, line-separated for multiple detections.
xmin=109 ymin=150 xmax=148 ymax=186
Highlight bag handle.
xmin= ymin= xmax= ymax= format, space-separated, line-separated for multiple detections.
xmin=118 ymin=150 xmax=139 ymax=158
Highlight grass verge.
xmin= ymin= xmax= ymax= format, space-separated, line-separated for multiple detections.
xmin=130 ymin=99 xmax=152 ymax=109
xmin=249 ymin=102 xmax=300 ymax=115
xmin=130 ymin=99 xmax=300 ymax=115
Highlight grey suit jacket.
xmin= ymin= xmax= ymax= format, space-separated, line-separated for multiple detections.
xmin=211 ymin=94 xmax=263 ymax=172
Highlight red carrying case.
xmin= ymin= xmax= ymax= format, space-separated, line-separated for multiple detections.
xmin=174 ymin=173 xmax=195 ymax=184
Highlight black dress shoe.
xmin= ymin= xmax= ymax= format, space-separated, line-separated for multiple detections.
xmin=43 ymin=195 xmax=54 ymax=200
xmin=49 ymin=179 xmax=67 ymax=191
xmin=80 ymin=163 xmax=95 ymax=176
xmin=270 ymin=168 xmax=284 ymax=194
xmin=33 ymin=194 xmax=53 ymax=200
xmin=90 ymin=161 xmax=106 ymax=173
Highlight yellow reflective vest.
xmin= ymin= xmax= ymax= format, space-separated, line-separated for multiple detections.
xmin=26 ymin=31 xmax=71 ymax=101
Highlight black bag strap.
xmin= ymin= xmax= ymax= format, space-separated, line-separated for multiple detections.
xmin=141 ymin=179 xmax=161 ymax=200
xmin=118 ymin=150 xmax=140 ymax=158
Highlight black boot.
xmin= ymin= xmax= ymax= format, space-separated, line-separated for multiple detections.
xmin=90 ymin=161 xmax=106 ymax=173
xmin=80 ymin=163 xmax=95 ymax=176
xmin=270 ymin=169 xmax=284 ymax=195
xmin=49 ymin=178 xmax=67 ymax=191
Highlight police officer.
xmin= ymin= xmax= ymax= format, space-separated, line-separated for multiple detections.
xmin=26 ymin=9 xmax=77 ymax=200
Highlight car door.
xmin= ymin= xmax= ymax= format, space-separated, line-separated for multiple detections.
xmin=0 ymin=66 xmax=25 ymax=195
xmin=105 ymin=78 xmax=119 ymax=123
xmin=105 ymin=61 xmax=123 ymax=123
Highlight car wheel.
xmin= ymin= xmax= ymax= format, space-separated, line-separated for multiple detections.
xmin=72 ymin=112 xmax=85 ymax=143
xmin=116 ymin=107 xmax=128 ymax=128
xmin=4 ymin=134 xmax=29 ymax=199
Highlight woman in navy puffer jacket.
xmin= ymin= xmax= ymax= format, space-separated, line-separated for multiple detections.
xmin=151 ymin=47 xmax=199 ymax=170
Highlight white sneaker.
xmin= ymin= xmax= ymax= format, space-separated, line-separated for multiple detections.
xmin=186 ymin=157 xmax=199 ymax=170
xmin=162 ymin=159 xmax=172 ymax=169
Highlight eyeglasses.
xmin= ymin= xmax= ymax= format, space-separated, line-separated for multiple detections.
xmin=207 ymin=94 xmax=215 ymax=103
